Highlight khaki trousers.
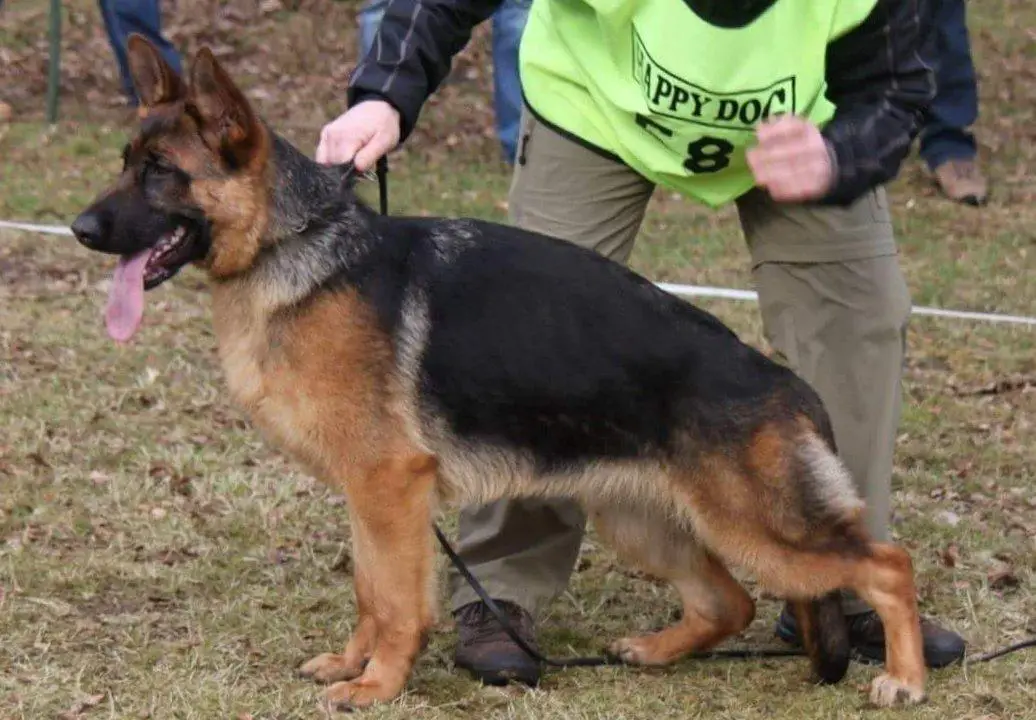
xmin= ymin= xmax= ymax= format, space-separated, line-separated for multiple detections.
xmin=448 ymin=110 xmax=911 ymax=617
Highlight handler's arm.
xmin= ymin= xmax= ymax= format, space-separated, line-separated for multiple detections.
xmin=349 ymin=0 xmax=505 ymax=141
xmin=819 ymin=0 xmax=937 ymax=205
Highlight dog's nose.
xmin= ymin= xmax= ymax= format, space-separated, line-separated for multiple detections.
xmin=71 ymin=212 xmax=104 ymax=249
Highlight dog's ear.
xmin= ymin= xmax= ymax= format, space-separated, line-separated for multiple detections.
xmin=127 ymin=33 xmax=186 ymax=108
xmin=187 ymin=47 xmax=264 ymax=168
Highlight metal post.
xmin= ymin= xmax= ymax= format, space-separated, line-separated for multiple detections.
xmin=46 ymin=0 xmax=61 ymax=123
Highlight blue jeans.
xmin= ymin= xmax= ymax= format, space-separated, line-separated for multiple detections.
xmin=98 ymin=0 xmax=183 ymax=105
xmin=358 ymin=0 xmax=531 ymax=164
xmin=919 ymin=0 xmax=978 ymax=169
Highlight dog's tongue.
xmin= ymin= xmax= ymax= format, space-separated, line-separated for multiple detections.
xmin=105 ymin=249 xmax=152 ymax=343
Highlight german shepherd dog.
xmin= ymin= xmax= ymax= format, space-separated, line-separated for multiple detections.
xmin=72 ymin=36 xmax=926 ymax=710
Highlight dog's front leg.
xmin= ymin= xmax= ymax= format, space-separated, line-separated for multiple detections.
xmin=320 ymin=452 xmax=439 ymax=710
xmin=299 ymin=573 xmax=378 ymax=683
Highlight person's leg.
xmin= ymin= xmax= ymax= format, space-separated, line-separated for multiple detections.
xmin=102 ymin=0 xmax=182 ymax=104
xmin=356 ymin=0 xmax=390 ymax=58
xmin=736 ymin=187 xmax=965 ymax=668
xmin=738 ymin=187 xmax=904 ymax=549
xmin=98 ymin=0 xmax=134 ymax=100
xmin=919 ymin=0 xmax=987 ymax=205
xmin=451 ymin=109 xmax=655 ymax=685
xmin=489 ymin=0 xmax=531 ymax=163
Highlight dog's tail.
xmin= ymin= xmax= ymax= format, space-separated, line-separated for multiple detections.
xmin=790 ymin=594 xmax=851 ymax=684
xmin=789 ymin=420 xmax=863 ymax=685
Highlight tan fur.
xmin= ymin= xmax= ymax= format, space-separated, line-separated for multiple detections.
xmin=210 ymin=278 xmax=393 ymax=482
xmin=594 ymin=506 xmax=755 ymax=665
xmin=192 ymin=175 xmax=269 ymax=279
xmin=746 ymin=423 xmax=791 ymax=481
xmin=211 ymin=277 xmax=442 ymax=708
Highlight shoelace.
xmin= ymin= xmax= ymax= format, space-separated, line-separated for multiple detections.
xmin=460 ymin=602 xmax=531 ymax=644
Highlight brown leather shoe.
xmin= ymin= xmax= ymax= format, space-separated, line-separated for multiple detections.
xmin=453 ymin=600 xmax=541 ymax=687
xmin=932 ymin=158 xmax=989 ymax=206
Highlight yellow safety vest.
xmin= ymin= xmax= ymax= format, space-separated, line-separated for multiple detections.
xmin=519 ymin=0 xmax=879 ymax=207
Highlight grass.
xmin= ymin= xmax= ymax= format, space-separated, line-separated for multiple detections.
xmin=1 ymin=1 xmax=1035 ymax=718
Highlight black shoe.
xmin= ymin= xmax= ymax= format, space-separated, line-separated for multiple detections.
xmin=453 ymin=600 xmax=542 ymax=687
xmin=775 ymin=605 xmax=966 ymax=669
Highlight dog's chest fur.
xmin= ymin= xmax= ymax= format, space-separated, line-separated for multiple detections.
xmin=211 ymin=283 xmax=267 ymax=408
xmin=210 ymin=279 xmax=392 ymax=482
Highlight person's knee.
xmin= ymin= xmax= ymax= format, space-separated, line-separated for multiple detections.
xmin=756 ymin=256 xmax=911 ymax=361
xmin=851 ymin=258 xmax=912 ymax=343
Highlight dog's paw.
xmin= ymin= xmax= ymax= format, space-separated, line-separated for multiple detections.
xmin=608 ymin=636 xmax=668 ymax=666
xmin=324 ymin=677 xmax=401 ymax=711
xmin=869 ymin=673 xmax=925 ymax=707
xmin=299 ymin=653 xmax=365 ymax=684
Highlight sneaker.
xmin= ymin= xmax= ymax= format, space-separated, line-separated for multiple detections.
xmin=453 ymin=600 xmax=542 ymax=687
xmin=775 ymin=605 xmax=966 ymax=669
xmin=932 ymin=158 xmax=989 ymax=206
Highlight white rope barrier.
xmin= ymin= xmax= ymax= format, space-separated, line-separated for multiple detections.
xmin=4 ymin=219 xmax=1035 ymax=327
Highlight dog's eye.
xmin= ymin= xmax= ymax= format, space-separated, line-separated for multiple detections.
xmin=143 ymin=155 xmax=177 ymax=180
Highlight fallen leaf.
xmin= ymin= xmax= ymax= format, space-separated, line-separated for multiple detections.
xmin=27 ymin=451 xmax=50 ymax=468
xmin=169 ymin=474 xmax=193 ymax=497
xmin=939 ymin=544 xmax=960 ymax=568
xmin=58 ymin=693 xmax=105 ymax=719
xmin=988 ymin=566 xmax=1020 ymax=591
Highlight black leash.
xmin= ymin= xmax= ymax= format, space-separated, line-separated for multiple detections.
xmin=376 ymin=155 xmax=388 ymax=217
xmin=366 ymin=154 xmax=1033 ymax=673
xmin=966 ymin=637 xmax=1036 ymax=663
xmin=433 ymin=524 xmax=627 ymax=667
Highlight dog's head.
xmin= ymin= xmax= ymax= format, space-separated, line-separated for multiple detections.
xmin=72 ymin=35 xmax=271 ymax=342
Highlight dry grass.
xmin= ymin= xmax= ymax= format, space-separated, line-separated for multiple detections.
xmin=1 ymin=1 xmax=1034 ymax=718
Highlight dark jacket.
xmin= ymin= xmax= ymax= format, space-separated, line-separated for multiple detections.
xmin=348 ymin=0 xmax=936 ymax=206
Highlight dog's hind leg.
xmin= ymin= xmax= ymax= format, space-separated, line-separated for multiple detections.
xmin=679 ymin=470 xmax=926 ymax=705
xmin=734 ymin=539 xmax=924 ymax=707
xmin=592 ymin=506 xmax=755 ymax=666
xmin=847 ymin=544 xmax=926 ymax=707
xmin=317 ymin=451 xmax=439 ymax=710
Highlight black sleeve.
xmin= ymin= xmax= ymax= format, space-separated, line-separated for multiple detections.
xmin=819 ymin=0 xmax=937 ymax=205
xmin=346 ymin=0 xmax=506 ymax=141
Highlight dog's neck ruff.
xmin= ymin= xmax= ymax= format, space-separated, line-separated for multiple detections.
xmin=247 ymin=133 xmax=376 ymax=310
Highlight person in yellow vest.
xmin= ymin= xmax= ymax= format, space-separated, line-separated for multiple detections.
xmin=318 ymin=0 xmax=966 ymax=687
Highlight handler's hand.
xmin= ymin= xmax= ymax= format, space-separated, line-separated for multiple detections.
xmin=316 ymin=100 xmax=401 ymax=172
xmin=746 ymin=116 xmax=835 ymax=203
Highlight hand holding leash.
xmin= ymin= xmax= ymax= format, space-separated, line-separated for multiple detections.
xmin=317 ymin=99 xmax=401 ymax=172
